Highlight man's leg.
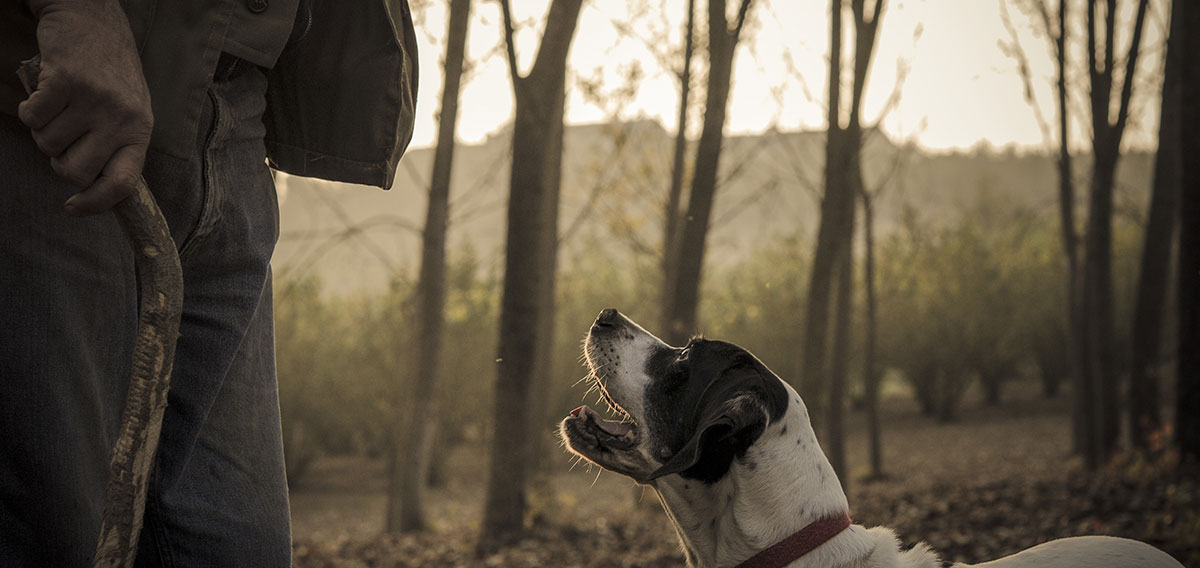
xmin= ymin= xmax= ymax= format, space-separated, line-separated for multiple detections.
xmin=0 ymin=55 xmax=289 ymax=564
xmin=0 ymin=112 xmax=139 ymax=566
xmin=0 ymin=82 xmax=210 ymax=564
xmin=135 ymin=58 xmax=290 ymax=566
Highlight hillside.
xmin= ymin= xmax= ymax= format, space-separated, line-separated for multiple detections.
xmin=274 ymin=120 xmax=1153 ymax=295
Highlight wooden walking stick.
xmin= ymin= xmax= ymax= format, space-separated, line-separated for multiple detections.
xmin=18 ymin=56 xmax=185 ymax=567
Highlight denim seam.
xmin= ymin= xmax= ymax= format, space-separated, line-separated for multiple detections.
xmin=177 ymin=88 xmax=225 ymax=261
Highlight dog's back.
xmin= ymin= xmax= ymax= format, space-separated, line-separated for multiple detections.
xmin=965 ymin=536 xmax=1182 ymax=568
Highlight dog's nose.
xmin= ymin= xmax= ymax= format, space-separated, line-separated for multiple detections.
xmin=593 ymin=308 xmax=621 ymax=331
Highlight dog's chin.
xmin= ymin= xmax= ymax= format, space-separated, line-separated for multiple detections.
xmin=560 ymin=406 xmax=654 ymax=480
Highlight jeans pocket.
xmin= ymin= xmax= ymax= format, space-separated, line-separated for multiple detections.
xmin=142 ymin=103 xmax=210 ymax=256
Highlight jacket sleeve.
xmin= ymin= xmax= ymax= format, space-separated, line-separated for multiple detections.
xmin=263 ymin=0 xmax=419 ymax=189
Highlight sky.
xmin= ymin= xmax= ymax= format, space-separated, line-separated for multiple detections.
xmin=404 ymin=0 xmax=1169 ymax=152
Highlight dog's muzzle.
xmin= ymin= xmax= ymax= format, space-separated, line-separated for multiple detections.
xmin=560 ymin=309 xmax=649 ymax=476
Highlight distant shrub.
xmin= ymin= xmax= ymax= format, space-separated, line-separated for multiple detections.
xmin=274 ymin=193 xmax=1146 ymax=481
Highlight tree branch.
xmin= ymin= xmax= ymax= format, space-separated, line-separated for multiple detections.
xmin=1087 ymin=0 xmax=1106 ymax=143
xmin=498 ymin=0 xmax=522 ymax=82
xmin=528 ymin=0 xmax=584 ymax=81
xmin=1000 ymin=0 xmax=1053 ymax=145
xmin=732 ymin=0 xmax=755 ymax=44
xmin=1112 ymin=0 xmax=1151 ymax=141
xmin=865 ymin=57 xmax=911 ymax=133
xmin=1032 ymin=0 xmax=1057 ymax=57
xmin=849 ymin=0 xmax=885 ymax=126
xmin=828 ymin=0 xmax=844 ymax=133
xmin=1104 ymin=0 xmax=1116 ymax=84
xmin=864 ymin=132 xmax=908 ymax=198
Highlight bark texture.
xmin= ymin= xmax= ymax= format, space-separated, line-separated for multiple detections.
xmin=1129 ymin=0 xmax=1181 ymax=450
xmin=1178 ymin=0 xmax=1200 ymax=462
xmin=1079 ymin=0 xmax=1150 ymax=469
xmin=1052 ymin=0 xmax=1087 ymax=459
xmin=860 ymin=187 xmax=883 ymax=478
xmin=801 ymin=0 xmax=882 ymax=481
xmin=660 ymin=0 xmax=697 ymax=336
xmin=93 ymin=180 xmax=184 ymax=567
xmin=480 ymin=0 xmax=583 ymax=548
xmin=663 ymin=0 xmax=754 ymax=346
xmin=388 ymin=0 xmax=471 ymax=534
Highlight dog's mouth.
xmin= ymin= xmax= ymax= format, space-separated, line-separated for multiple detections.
xmin=562 ymin=403 xmax=639 ymax=453
xmin=561 ymin=370 xmax=642 ymax=466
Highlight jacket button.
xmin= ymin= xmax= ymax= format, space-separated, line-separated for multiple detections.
xmin=247 ymin=0 xmax=268 ymax=13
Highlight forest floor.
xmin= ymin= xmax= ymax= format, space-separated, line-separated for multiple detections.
xmin=289 ymin=385 xmax=1200 ymax=567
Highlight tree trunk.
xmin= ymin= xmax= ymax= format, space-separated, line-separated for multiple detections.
xmin=1034 ymin=324 xmax=1067 ymax=397
xmin=1053 ymin=0 xmax=1088 ymax=459
xmin=527 ymin=78 xmax=566 ymax=474
xmin=1083 ymin=147 xmax=1119 ymax=469
xmin=664 ymin=0 xmax=754 ymax=346
xmin=801 ymin=0 xmax=846 ymax=428
xmin=387 ymin=0 xmax=470 ymax=534
xmin=917 ymin=373 xmax=936 ymax=417
xmin=1178 ymin=0 xmax=1200 ymax=462
xmin=1079 ymin=0 xmax=1150 ymax=469
xmin=1129 ymin=0 xmax=1181 ymax=450
xmin=802 ymin=0 xmax=883 ymax=435
xmin=983 ymin=371 xmax=1003 ymax=406
xmin=480 ymin=0 xmax=583 ymax=548
xmin=861 ymin=188 xmax=883 ymax=479
xmin=660 ymin=0 xmax=696 ymax=335
xmin=826 ymin=229 xmax=852 ymax=490
xmin=936 ymin=372 xmax=959 ymax=423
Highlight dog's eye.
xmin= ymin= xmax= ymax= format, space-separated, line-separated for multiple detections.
xmin=676 ymin=347 xmax=690 ymax=361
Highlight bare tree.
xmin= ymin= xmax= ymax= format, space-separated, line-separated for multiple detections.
xmin=480 ymin=0 xmax=584 ymax=549
xmin=661 ymin=0 xmax=698 ymax=335
xmin=802 ymin=0 xmax=884 ymax=485
xmin=663 ymin=0 xmax=756 ymax=345
xmin=1080 ymin=0 xmax=1150 ymax=468
xmin=387 ymin=0 xmax=471 ymax=534
xmin=1178 ymin=0 xmax=1200 ymax=462
xmin=1054 ymin=0 xmax=1087 ymax=460
xmin=1001 ymin=0 xmax=1085 ymax=454
xmin=1129 ymin=0 xmax=1181 ymax=450
xmin=860 ymin=140 xmax=909 ymax=480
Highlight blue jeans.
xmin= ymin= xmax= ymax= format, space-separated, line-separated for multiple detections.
xmin=0 ymin=60 xmax=291 ymax=566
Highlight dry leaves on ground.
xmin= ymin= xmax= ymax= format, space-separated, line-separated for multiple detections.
xmin=294 ymin=455 xmax=1198 ymax=567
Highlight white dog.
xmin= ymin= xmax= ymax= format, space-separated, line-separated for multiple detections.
xmin=559 ymin=309 xmax=1184 ymax=568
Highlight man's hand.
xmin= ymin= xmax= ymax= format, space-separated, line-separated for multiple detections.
xmin=18 ymin=0 xmax=152 ymax=216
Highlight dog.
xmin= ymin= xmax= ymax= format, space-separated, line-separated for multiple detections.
xmin=559 ymin=309 xmax=1184 ymax=568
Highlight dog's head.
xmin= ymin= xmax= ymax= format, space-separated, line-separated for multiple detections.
xmin=561 ymin=309 xmax=789 ymax=484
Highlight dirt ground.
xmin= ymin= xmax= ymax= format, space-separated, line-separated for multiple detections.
xmin=290 ymin=385 xmax=1199 ymax=567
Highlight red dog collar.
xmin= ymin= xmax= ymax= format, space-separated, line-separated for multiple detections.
xmin=735 ymin=513 xmax=852 ymax=568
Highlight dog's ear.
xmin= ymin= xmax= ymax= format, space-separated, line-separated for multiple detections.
xmin=647 ymin=366 xmax=787 ymax=483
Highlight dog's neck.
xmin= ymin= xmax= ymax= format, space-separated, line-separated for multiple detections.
xmin=651 ymin=393 xmax=875 ymax=568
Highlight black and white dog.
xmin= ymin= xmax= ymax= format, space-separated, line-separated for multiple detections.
xmin=560 ymin=309 xmax=1183 ymax=568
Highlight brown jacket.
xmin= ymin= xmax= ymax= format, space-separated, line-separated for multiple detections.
xmin=1 ymin=0 xmax=418 ymax=189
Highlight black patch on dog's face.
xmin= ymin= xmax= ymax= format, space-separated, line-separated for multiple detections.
xmin=641 ymin=338 xmax=788 ymax=484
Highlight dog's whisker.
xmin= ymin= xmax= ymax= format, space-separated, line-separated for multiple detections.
xmin=581 ymin=386 xmax=600 ymax=402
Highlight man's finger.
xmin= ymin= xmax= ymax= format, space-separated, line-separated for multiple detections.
xmin=30 ymin=108 xmax=90 ymax=158
xmin=64 ymin=144 xmax=144 ymax=216
xmin=50 ymin=131 xmax=110 ymax=188
xmin=16 ymin=85 xmax=69 ymax=130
